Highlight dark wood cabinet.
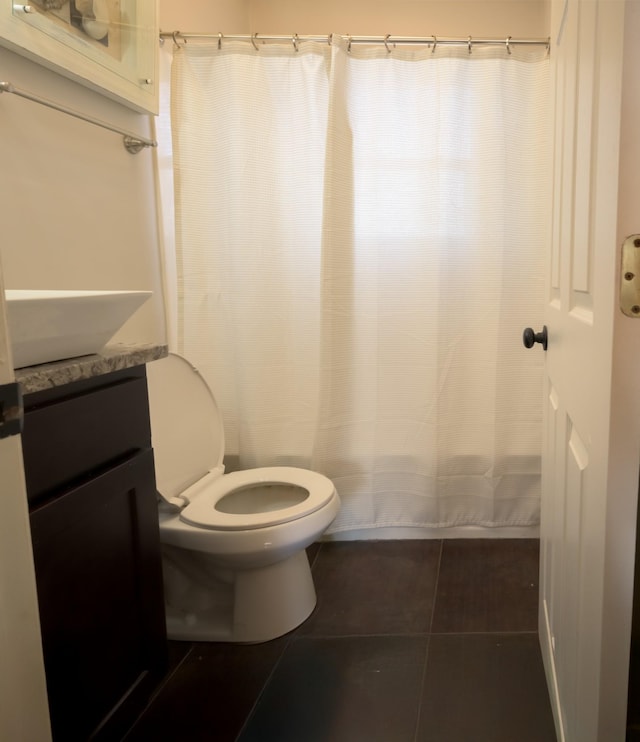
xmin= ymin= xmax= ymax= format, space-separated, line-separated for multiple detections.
xmin=22 ymin=366 xmax=167 ymax=742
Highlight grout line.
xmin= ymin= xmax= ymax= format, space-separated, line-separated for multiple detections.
xmin=427 ymin=538 xmax=444 ymax=634
xmin=308 ymin=541 xmax=322 ymax=570
xmin=411 ymin=633 xmax=431 ymax=742
xmin=412 ymin=540 xmax=441 ymax=742
xmin=290 ymin=631 xmax=432 ymax=640
xmin=121 ymin=642 xmax=196 ymax=740
xmin=290 ymin=628 xmax=540 ymax=640
xmin=429 ymin=629 xmax=540 ymax=636
xmin=233 ymin=630 xmax=296 ymax=742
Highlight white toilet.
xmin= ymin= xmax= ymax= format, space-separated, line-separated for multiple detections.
xmin=145 ymin=353 xmax=340 ymax=643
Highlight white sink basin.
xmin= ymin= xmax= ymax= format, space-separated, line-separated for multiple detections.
xmin=5 ymin=289 xmax=152 ymax=368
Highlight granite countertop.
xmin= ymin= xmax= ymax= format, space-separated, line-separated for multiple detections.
xmin=15 ymin=343 xmax=168 ymax=395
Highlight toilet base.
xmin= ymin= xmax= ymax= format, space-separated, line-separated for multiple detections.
xmin=163 ymin=548 xmax=317 ymax=643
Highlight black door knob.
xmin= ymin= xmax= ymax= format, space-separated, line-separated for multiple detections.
xmin=523 ymin=326 xmax=548 ymax=351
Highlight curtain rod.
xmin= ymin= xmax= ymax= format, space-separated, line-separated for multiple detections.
xmin=160 ymin=31 xmax=550 ymax=53
xmin=0 ymin=81 xmax=157 ymax=154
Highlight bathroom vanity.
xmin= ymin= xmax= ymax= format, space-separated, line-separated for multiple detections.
xmin=17 ymin=346 xmax=168 ymax=742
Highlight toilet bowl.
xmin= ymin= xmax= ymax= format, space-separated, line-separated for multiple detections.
xmin=146 ymin=353 xmax=340 ymax=643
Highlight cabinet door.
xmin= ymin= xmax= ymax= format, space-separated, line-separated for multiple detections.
xmin=29 ymin=450 xmax=167 ymax=742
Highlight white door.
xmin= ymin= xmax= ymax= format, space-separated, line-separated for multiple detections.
xmin=0 ymin=261 xmax=51 ymax=739
xmin=538 ymin=0 xmax=640 ymax=740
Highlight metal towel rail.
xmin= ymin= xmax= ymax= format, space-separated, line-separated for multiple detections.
xmin=0 ymin=80 xmax=157 ymax=154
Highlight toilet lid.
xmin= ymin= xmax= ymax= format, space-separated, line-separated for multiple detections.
xmin=146 ymin=353 xmax=225 ymax=503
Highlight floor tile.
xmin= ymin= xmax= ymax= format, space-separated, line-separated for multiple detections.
xmin=432 ymin=539 xmax=539 ymax=633
xmin=300 ymin=540 xmax=441 ymax=636
xmin=166 ymin=638 xmax=193 ymax=674
xmin=123 ymin=638 xmax=288 ymax=742
xmin=416 ymin=633 xmax=556 ymax=742
xmin=238 ymin=635 xmax=428 ymax=742
xmin=125 ymin=539 xmax=556 ymax=742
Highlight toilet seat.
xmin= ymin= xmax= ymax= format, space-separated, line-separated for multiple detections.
xmin=146 ymin=353 xmax=336 ymax=532
xmin=179 ymin=466 xmax=336 ymax=531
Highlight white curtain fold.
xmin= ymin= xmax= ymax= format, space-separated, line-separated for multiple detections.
xmin=167 ymin=37 xmax=549 ymax=532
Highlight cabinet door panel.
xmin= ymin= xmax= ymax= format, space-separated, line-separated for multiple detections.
xmin=30 ymin=450 xmax=166 ymax=742
xmin=23 ymin=375 xmax=151 ymax=506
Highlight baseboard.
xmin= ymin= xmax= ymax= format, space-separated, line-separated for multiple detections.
xmin=321 ymin=524 xmax=540 ymax=541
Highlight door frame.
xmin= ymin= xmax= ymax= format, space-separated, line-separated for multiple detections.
xmin=598 ymin=0 xmax=640 ymax=735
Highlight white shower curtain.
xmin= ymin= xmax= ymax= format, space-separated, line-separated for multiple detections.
xmin=165 ymin=37 xmax=549 ymax=533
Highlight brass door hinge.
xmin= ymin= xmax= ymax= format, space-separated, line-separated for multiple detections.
xmin=620 ymin=234 xmax=640 ymax=317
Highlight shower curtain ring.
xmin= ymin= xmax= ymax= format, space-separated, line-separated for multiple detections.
xmin=347 ymin=35 xmax=352 ymax=53
xmin=431 ymin=35 xmax=437 ymax=53
xmin=505 ymin=35 xmax=512 ymax=54
xmin=218 ymin=32 xmax=223 ymax=50
xmin=468 ymin=36 xmax=473 ymax=54
xmin=328 ymin=32 xmax=333 ymax=46
xmin=292 ymin=33 xmax=299 ymax=52
xmin=172 ymin=31 xmax=182 ymax=48
xmin=251 ymin=32 xmax=259 ymax=51
xmin=384 ymin=34 xmax=392 ymax=53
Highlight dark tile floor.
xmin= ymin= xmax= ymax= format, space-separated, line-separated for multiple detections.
xmin=124 ymin=539 xmax=557 ymax=742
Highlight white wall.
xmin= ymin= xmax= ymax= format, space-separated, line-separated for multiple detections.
xmin=0 ymin=3 xmax=255 ymax=352
xmin=160 ymin=0 xmax=549 ymax=44
xmin=0 ymin=44 xmax=165 ymax=347
xmin=249 ymin=0 xmax=550 ymax=38
xmin=160 ymin=0 xmax=550 ymax=37
xmin=159 ymin=0 xmax=250 ymax=33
